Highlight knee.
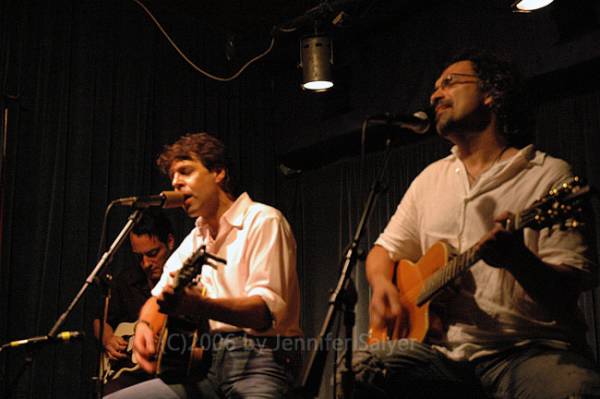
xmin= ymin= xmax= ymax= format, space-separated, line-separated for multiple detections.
xmin=557 ymin=369 xmax=600 ymax=398
xmin=500 ymin=367 xmax=600 ymax=399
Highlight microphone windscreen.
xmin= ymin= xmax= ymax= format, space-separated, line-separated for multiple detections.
xmin=413 ymin=111 xmax=428 ymax=121
xmin=161 ymin=191 xmax=187 ymax=208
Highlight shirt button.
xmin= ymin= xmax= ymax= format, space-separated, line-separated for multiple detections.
xmin=455 ymin=168 xmax=461 ymax=173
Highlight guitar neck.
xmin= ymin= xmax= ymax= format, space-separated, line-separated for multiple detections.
xmin=171 ymin=246 xmax=207 ymax=292
xmin=416 ymin=210 xmax=534 ymax=307
xmin=416 ymin=245 xmax=480 ymax=306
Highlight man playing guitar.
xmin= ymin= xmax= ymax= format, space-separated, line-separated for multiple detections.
xmin=106 ymin=132 xmax=302 ymax=399
xmin=94 ymin=209 xmax=175 ymax=395
xmin=354 ymin=50 xmax=600 ymax=398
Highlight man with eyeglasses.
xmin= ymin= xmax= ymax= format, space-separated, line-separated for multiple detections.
xmin=348 ymin=50 xmax=600 ymax=398
xmin=94 ymin=209 xmax=176 ymax=395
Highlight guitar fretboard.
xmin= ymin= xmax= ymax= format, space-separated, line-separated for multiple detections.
xmin=416 ymin=246 xmax=480 ymax=306
xmin=415 ymin=205 xmax=544 ymax=306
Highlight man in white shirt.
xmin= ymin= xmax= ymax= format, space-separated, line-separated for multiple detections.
xmin=355 ymin=50 xmax=600 ymax=398
xmin=106 ymin=132 xmax=302 ymax=399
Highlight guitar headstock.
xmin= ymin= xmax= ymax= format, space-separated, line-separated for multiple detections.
xmin=171 ymin=246 xmax=208 ymax=291
xmin=520 ymin=176 xmax=593 ymax=231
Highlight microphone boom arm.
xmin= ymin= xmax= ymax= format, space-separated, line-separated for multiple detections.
xmin=48 ymin=209 xmax=144 ymax=337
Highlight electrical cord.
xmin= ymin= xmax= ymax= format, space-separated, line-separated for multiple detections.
xmin=132 ymin=0 xmax=277 ymax=82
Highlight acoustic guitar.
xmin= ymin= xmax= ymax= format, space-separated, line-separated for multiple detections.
xmin=145 ymin=246 xmax=220 ymax=383
xmin=368 ymin=177 xmax=592 ymax=344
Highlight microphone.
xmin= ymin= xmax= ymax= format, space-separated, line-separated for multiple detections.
xmin=0 ymin=331 xmax=84 ymax=350
xmin=279 ymin=163 xmax=302 ymax=177
xmin=112 ymin=191 xmax=187 ymax=209
xmin=368 ymin=110 xmax=431 ymax=134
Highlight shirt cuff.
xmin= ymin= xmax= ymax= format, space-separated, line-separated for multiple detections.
xmin=247 ymin=287 xmax=286 ymax=331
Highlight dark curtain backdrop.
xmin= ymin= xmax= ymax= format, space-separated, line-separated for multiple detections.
xmin=2 ymin=1 xmax=600 ymax=399
xmin=0 ymin=1 xmax=284 ymax=398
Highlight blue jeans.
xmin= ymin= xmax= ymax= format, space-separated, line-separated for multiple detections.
xmin=105 ymin=335 xmax=300 ymax=399
xmin=348 ymin=340 xmax=600 ymax=399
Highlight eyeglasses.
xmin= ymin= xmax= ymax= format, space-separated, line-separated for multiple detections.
xmin=436 ymin=73 xmax=479 ymax=90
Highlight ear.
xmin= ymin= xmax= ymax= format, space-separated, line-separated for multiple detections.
xmin=214 ymin=169 xmax=226 ymax=184
xmin=483 ymin=93 xmax=494 ymax=108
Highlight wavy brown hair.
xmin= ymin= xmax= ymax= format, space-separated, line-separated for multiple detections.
xmin=156 ymin=132 xmax=236 ymax=196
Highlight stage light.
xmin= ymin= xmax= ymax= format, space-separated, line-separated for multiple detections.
xmin=300 ymin=34 xmax=333 ymax=92
xmin=512 ymin=0 xmax=554 ymax=12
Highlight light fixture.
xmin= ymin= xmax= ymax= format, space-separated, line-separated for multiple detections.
xmin=300 ymin=34 xmax=334 ymax=92
xmin=512 ymin=0 xmax=555 ymax=12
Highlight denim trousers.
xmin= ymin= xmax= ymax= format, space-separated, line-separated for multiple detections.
xmin=347 ymin=340 xmax=600 ymax=399
xmin=105 ymin=335 xmax=300 ymax=399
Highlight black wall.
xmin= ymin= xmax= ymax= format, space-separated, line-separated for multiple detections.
xmin=1 ymin=1 xmax=600 ymax=398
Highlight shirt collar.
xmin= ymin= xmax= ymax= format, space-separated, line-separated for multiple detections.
xmin=448 ymin=144 xmax=539 ymax=165
xmin=194 ymin=192 xmax=252 ymax=232
xmin=221 ymin=192 xmax=252 ymax=228
xmin=450 ymin=144 xmax=541 ymax=196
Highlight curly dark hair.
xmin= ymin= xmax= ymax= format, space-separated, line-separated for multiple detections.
xmin=446 ymin=49 xmax=532 ymax=147
xmin=132 ymin=208 xmax=174 ymax=245
xmin=156 ymin=132 xmax=236 ymax=196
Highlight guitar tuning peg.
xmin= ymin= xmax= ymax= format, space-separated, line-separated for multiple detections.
xmin=568 ymin=219 xmax=584 ymax=229
xmin=560 ymin=219 xmax=583 ymax=230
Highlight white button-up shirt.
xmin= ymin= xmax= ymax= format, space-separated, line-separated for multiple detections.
xmin=153 ymin=193 xmax=302 ymax=337
xmin=376 ymin=145 xmax=594 ymax=360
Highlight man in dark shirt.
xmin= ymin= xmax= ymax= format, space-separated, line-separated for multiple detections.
xmin=94 ymin=209 xmax=175 ymax=395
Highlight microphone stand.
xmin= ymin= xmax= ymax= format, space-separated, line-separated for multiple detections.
xmin=297 ymin=138 xmax=393 ymax=398
xmin=49 ymin=208 xmax=145 ymax=399
xmin=48 ymin=208 xmax=144 ymax=337
xmin=95 ymin=273 xmax=113 ymax=398
xmin=1 ymin=208 xmax=145 ymax=399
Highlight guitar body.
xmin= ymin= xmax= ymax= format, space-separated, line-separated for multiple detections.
xmin=156 ymin=315 xmax=211 ymax=383
xmin=143 ymin=278 xmax=211 ymax=383
xmin=101 ymin=322 xmax=140 ymax=383
xmin=369 ymin=241 xmax=452 ymax=344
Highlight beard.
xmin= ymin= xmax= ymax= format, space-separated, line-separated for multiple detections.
xmin=436 ymin=106 xmax=492 ymax=137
